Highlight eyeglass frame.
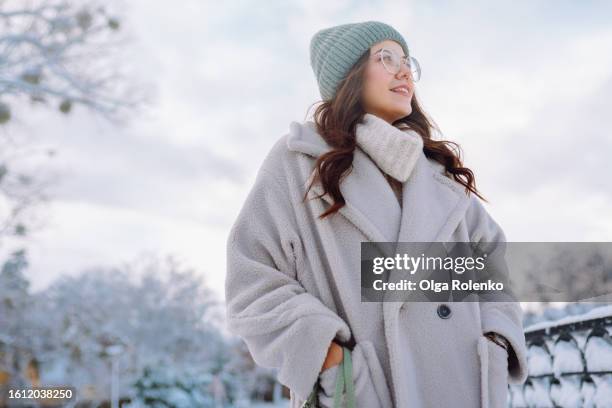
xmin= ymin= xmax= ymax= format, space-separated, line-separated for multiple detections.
xmin=372 ymin=47 xmax=421 ymax=81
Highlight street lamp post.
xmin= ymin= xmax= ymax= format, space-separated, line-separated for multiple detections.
xmin=105 ymin=344 xmax=125 ymax=408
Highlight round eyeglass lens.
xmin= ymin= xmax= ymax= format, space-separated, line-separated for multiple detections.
xmin=380 ymin=49 xmax=421 ymax=82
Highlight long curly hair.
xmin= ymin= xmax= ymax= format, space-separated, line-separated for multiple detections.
xmin=302 ymin=50 xmax=487 ymax=219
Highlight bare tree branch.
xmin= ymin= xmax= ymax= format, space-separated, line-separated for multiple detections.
xmin=0 ymin=0 xmax=150 ymax=123
xmin=0 ymin=0 xmax=152 ymax=243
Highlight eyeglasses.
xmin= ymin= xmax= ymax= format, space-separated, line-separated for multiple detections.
xmin=373 ymin=48 xmax=421 ymax=82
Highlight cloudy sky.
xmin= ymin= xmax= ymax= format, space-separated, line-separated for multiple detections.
xmin=3 ymin=0 xmax=611 ymax=303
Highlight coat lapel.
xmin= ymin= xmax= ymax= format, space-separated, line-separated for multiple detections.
xmin=397 ymin=149 xmax=472 ymax=243
xmin=288 ymin=121 xmax=401 ymax=246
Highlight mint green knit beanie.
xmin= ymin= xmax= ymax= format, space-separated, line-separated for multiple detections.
xmin=309 ymin=20 xmax=410 ymax=101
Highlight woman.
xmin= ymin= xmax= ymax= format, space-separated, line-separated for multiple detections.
xmin=225 ymin=21 xmax=528 ymax=408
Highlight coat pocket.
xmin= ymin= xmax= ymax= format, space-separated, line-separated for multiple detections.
xmin=317 ymin=341 xmax=393 ymax=408
xmin=477 ymin=336 xmax=509 ymax=408
xmin=318 ymin=363 xmax=340 ymax=400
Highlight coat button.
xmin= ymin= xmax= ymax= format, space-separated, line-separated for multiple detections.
xmin=437 ymin=304 xmax=452 ymax=319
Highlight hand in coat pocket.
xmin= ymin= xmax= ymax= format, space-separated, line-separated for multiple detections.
xmin=317 ymin=341 xmax=393 ymax=408
xmin=478 ymin=336 xmax=509 ymax=408
xmin=318 ymin=363 xmax=340 ymax=401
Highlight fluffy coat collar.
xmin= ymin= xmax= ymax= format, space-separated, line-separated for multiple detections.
xmin=355 ymin=113 xmax=424 ymax=183
xmin=286 ymin=115 xmax=471 ymax=245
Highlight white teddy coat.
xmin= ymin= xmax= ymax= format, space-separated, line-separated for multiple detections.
xmin=225 ymin=115 xmax=529 ymax=407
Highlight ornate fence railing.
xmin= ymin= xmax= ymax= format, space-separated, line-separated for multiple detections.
xmin=508 ymin=310 xmax=612 ymax=407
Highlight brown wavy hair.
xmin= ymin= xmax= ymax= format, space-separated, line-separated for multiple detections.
xmin=302 ymin=50 xmax=487 ymax=220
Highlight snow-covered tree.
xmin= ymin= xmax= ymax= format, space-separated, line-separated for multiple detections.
xmin=0 ymin=142 xmax=54 ymax=247
xmin=0 ymin=249 xmax=34 ymax=389
xmin=1 ymin=250 xmax=282 ymax=406
xmin=0 ymin=0 xmax=151 ymax=247
xmin=129 ymin=365 xmax=218 ymax=408
xmin=31 ymin=254 xmax=233 ymax=404
xmin=0 ymin=0 xmax=149 ymax=124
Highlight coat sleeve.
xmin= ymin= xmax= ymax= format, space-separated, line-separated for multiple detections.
xmin=225 ymin=164 xmax=352 ymax=401
xmin=467 ymin=195 xmax=529 ymax=385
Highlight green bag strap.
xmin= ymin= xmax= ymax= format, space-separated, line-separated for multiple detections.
xmin=332 ymin=346 xmax=355 ymax=408
xmin=332 ymin=359 xmax=344 ymax=408
xmin=342 ymin=347 xmax=355 ymax=408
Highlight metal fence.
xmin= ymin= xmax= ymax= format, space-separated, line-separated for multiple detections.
xmin=508 ymin=314 xmax=612 ymax=407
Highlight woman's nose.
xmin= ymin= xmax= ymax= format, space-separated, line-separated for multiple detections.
xmin=397 ymin=66 xmax=413 ymax=83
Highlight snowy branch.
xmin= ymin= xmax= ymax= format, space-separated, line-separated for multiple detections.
xmin=0 ymin=0 xmax=149 ymax=124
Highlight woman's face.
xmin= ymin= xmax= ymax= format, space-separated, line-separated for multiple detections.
xmin=361 ymin=40 xmax=415 ymax=124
